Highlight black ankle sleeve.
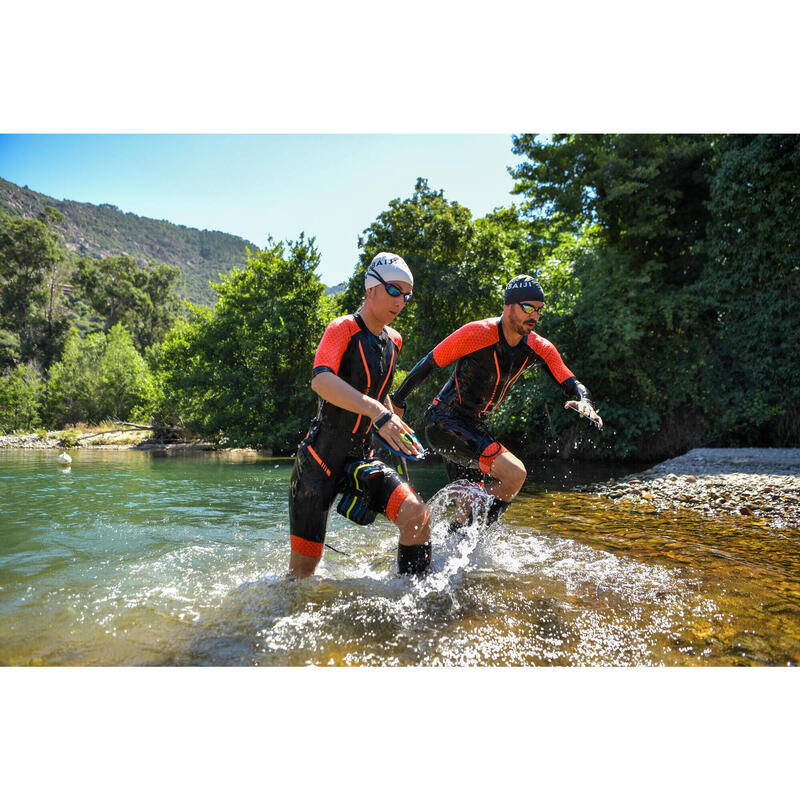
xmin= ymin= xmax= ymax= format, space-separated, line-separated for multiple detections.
xmin=486 ymin=497 xmax=510 ymax=525
xmin=398 ymin=542 xmax=431 ymax=575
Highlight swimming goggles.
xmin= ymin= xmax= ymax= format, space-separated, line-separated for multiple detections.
xmin=368 ymin=270 xmax=412 ymax=302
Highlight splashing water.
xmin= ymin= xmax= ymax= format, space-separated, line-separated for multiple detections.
xmin=2 ymin=450 xmax=798 ymax=665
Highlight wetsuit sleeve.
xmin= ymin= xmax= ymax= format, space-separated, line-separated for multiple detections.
xmin=528 ymin=333 xmax=575 ymax=384
xmin=561 ymin=376 xmax=593 ymax=403
xmin=391 ymin=351 xmax=437 ymax=408
xmin=431 ymin=320 xmax=499 ymax=367
xmin=312 ymin=317 xmax=356 ymax=376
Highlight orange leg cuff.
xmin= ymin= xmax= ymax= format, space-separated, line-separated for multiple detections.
xmin=479 ymin=442 xmax=507 ymax=475
xmin=290 ymin=535 xmax=324 ymax=559
xmin=385 ymin=483 xmax=414 ymax=523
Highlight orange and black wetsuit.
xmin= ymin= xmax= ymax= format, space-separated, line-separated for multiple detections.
xmin=392 ymin=317 xmax=592 ymax=483
xmin=289 ymin=313 xmax=415 ymax=559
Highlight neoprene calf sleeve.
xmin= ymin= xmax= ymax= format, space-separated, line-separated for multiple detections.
xmin=398 ymin=542 xmax=432 ymax=575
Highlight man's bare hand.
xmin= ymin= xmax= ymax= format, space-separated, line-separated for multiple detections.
xmin=564 ymin=399 xmax=603 ymax=429
xmin=376 ymin=414 xmax=423 ymax=457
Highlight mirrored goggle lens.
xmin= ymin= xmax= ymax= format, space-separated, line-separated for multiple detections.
xmin=385 ymin=283 xmax=412 ymax=302
xmin=520 ymin=303 xmax=542 ymax=315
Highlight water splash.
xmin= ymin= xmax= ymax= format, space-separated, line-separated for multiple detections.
xmin=3 ymin=451 xmax=798 ymax=666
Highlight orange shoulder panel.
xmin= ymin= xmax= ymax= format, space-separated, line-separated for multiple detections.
xmin=526 ymin=332 xmax=574 ymax=384
xmin=432 ymin=319 xmax=500 ymax=367
xmin=385 ymin=325 xmax=402 ymax=351
xmin=313 ymin=315 xmax=361 ymax=374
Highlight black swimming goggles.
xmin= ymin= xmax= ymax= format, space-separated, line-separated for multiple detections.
xmin=368 ymin=269 xmax=412 ymax=302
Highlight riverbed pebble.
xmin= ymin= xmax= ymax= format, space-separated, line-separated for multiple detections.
xmin=579 ymin=448 xmax=800 ymax=529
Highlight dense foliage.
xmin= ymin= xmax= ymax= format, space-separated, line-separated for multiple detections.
xmin=150 ymin=235 xmax=335 ymax=451
xmin=2 ymin=135 xmax=798 ymax=459
xmin=696 ymin=135 xmax=800 ymax=447
xmin=0 ymin=209 xmax=68 ymax=369
xmin=73 ymin=254 xmax=183 ymax=350
xmin=0 ymin=208 xmax=184 ymax=433
xmin=44 ymin=325 xmax=157 ymax=427
xmin=509 ymin=133 xmax=799 ymax=457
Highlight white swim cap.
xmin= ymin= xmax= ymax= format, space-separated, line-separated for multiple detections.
xmin=364 ymin=252 xmax=414 ymax=290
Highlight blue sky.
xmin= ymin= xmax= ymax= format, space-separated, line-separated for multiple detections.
xmin=0 ymin=134 xmax=526 ymax=286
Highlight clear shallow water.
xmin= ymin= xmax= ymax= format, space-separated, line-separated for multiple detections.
xmin=1 ymin=449 xmax=798 ymax=666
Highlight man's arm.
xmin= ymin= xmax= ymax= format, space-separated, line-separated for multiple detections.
xmin=391 ymin=319 xmax=500 ymax=412
xmin=311 ymin=371 xmax=421 ymax=456
xmin=390 ymin=351 xmax=438 ymax=413
xmin=528 ymin=332 xmax=603 ymax=429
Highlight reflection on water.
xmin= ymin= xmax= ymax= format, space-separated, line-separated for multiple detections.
xmin=1 ymin=450 xmax=798 ymax=666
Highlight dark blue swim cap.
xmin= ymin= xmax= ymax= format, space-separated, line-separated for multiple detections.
xmin=504 ymin=275 xmax=544 ymax=306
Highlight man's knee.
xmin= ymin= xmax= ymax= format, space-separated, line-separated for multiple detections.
xmin=399 ymin=494 xmax=431 ymax=530
xmin=491 ymin=452 xmax=527 ymax=493
xmin=395 ymin=495 xmax=430 ymax=544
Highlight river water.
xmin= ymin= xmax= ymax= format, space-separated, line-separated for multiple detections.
xmin=1 ymin=448 xmax=798 ymax=666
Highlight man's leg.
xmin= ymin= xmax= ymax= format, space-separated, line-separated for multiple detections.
xmin=289 ymin=550 xmax=321 ymax=578
xmin=395 ymin=493 xmax=431 ymax=545
xmin=395 ymin=494 xmax=432 ymax=575
xmin=487 ymin=450 xmax=527 ymax=502
xmin=382 ymin=474 xmax=431 ymax=575
xmin=481 ymin=449 xmax=526 ymax=525
xmin=288 ymin=445 xmax=336 ymax=578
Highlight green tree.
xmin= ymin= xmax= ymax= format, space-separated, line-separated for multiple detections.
xmin=72 ymin=255 xmax=183 ymax=351
xmin=0 ymin=363 xmax=44 ymax=432
xmin=700 ymin=134 xmax=800 ymax=445
xmin=152 ymin=235 xmax=334 ymax=451
xmin=43 ymin=325 xmax=156 ymax=426
xmin=510 ymin=134 xmax=716 ymax=458
xmin=43 ymin=329 xmax=106 ymax=426
xmin=97 ymin=323 xmax=157 ymax=420
xmin=0 ymin=211 xmax=68 ymax=369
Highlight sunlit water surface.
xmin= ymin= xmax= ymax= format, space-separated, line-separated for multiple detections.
xmin=1 ymin=449 xmax=798 ymax=666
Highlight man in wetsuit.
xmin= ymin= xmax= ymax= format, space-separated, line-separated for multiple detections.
xmin=288 ymin=253 xmax=431 ymax=578
xmin=390 ymin=274 xmax=602 ymax=529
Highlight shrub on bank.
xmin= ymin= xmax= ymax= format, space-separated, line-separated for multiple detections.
xmin=0 ymin=363 xmax=44 ymax=433
xmin=43 ymin=324 xmax=156 ymax=428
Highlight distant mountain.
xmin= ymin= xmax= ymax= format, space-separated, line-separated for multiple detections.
xmin=0 ymin=176 xmax=257 ymax=306
xmin=324 ymin=282 xmax=346 ymax=296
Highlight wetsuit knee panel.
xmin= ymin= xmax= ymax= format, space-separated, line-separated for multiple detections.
xmin=335 ymin=458 xmax=413 ymax=525
xmin=479 ymin=441 xmax=508 ymax=475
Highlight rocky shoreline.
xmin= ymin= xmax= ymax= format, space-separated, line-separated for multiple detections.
xmin=0 ymin=430 xmax=276 ymax=458
xmin=0 ymin=430 xmax=215 ymax=451
xmin=579 ymin=448 xmax=800 ymax=529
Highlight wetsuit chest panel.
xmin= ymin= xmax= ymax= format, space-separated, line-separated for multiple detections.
xmin=434 ymin=321 xmax=574 ymax=418
xmin=435 ymin=319 xmax=529 ymax=416
xmin=313 ymin=314 xmax=399 ymax=436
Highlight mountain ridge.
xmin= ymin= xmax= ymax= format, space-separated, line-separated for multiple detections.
xmin=0 ymin=176 xmax=258 ymax=306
